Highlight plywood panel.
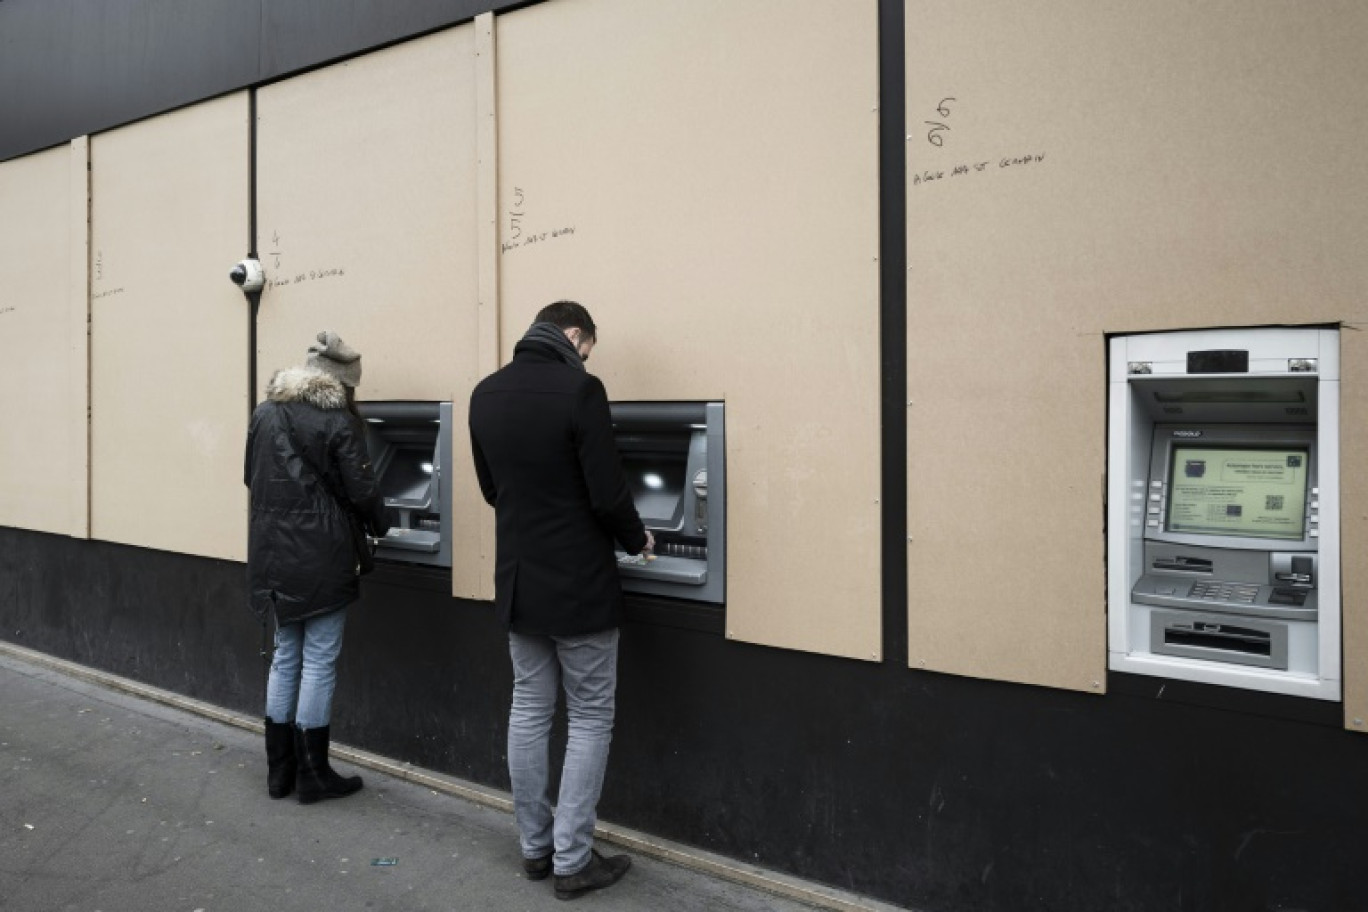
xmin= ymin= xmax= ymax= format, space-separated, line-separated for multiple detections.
xmin=90 ymin=94 xmax=250 ymax=561
xmin=1341 ymin=330 xmax=1368 ymax=732
xmin=472 ymin=13 xmax=500 ymax=597
xmin=254 ymin=26 xmax=489 ymax=599
xmin=496 ymin=0 xmax=882 ymax=660
xmin=905 ymin=0 xmax=1368 ymax=695
xmin=0 ymin=141 xmax=88 ymax=538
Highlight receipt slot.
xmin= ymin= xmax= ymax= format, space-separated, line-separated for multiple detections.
xmin=611 ymin=402 xmax=726 ymax=604
xmin=1107 ymin=328 xmax=1340 ymax=700
xmin=357 ymin=402 xmax=453 ymax=568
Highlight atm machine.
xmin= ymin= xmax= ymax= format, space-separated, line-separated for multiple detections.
xmin=1107 ymin=328 xmax=1340 ymax=700
xmin=610 ymin=401 xmax=726 ymax=605
xmin=356 ymin=401 xmax=453 ymax=569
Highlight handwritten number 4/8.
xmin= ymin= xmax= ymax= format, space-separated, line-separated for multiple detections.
xmin=925 ymin=97 xmax=957 ymax=147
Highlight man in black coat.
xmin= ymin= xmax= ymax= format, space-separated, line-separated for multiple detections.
xmin=469 ymin=301 xmax=652 ymax=900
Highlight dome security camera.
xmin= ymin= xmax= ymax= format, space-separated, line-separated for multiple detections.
xmin=229 ymin=258 xmax=264 ymax=293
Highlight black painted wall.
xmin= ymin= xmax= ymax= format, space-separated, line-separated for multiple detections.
xmin=0 ymin=0 xmax=527 ymax=163
xmin=4 ymin=0 xmax=1368 ymax=909
xmin=4 ymin=527 xmax=1366 ymax=912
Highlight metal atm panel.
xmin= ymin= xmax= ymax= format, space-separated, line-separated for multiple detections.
xmin=357 ymin=401 xmax=453 ymax=568
xmin=610 ymin=401 xmax=725 ymax=605
xmin=1106 ymin=328 xmax=1340 ymax=700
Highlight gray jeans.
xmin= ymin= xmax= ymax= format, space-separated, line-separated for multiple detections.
xmin=507 ymin=628 xmax=620 ymax=876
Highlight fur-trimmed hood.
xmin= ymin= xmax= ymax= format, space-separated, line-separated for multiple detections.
xmin=265 ymin=366 xmax=348 ymax=410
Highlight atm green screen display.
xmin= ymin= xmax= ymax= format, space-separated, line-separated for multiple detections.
xmin=1166 ymin=446 xmax=1309 ymax=540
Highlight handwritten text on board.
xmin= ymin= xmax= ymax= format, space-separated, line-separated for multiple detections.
xmin=912 ymin=153 xmax=1047 ymax=188
xmin=502 ymin=186 xmax=576 ymax=255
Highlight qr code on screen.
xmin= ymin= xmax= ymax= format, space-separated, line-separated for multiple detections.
xmin=1266 ymin=495 xmax=1285 ymax=511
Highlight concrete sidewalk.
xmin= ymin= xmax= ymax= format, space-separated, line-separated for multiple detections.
xmin=0 ymin=646 xmax=904 ymax=912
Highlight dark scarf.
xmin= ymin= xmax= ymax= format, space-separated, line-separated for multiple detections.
xmin=515 ymin=321 xmax=585 ymax=371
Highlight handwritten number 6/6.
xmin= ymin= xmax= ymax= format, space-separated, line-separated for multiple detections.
xmin=937 ymin=97 xmax=956 ymax=118
xmin=925 ymin=122 xmax=949 ymax=146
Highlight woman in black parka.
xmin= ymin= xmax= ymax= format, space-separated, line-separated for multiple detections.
xmin=245 ymin=331 xmax=387 ymax=805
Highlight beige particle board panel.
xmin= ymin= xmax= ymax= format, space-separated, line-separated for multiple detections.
xmin=0 ymin=141 xmax=89 ymax=538
xmin=495 ymin=0 xmax=882 ymax=660
xmin=89 ymin=94 xmax=250 ymax=561
xmin=473 ymin=13 xmax=500 ymax=596
xmin=254 ymin=25 xmax=489 ymax=600
xmin=905 ymin=0 xmax=1368 ymax=696
xmin=1341 ymin=328 xmax=1368 ymax=732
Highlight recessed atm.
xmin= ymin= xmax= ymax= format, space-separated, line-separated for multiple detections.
xmin=357 ymin=401 xmax=453 ymax=569
xmin=1107 ymin=328 xmax=1339 ymax=700
xmin=610 ymin=401 xmax=726 ymax=605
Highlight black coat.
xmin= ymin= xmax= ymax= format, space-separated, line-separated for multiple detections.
xmin=245 ymin=367 xmax=385 ymax=626
xmin=469 ymin=342 xmax=648 ymax=635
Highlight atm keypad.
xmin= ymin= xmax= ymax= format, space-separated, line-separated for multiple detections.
xmin=1188 ymin=581 xmax=1259 ymax=604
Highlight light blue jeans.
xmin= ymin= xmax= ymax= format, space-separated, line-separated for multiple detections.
xmin=507 ymin=628 xmax=620 ymax=877
xmin=265 ymin=608 xmax=348 ymax=729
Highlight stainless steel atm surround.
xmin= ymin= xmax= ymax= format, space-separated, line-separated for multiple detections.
xmin=357 ymin=401 xmax=453 ymax=569
xmin=610 ymin=401 xmax=725 ymax=605
xmin=1106 ymin=327 xmax=1340 ymax=701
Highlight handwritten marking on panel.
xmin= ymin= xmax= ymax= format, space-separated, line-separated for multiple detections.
xmin=925 ymin=97 xmax=957 ymax=147
xmin=265 ymin=267 xmax=345 ymax=291
xmin=268 ymin=231 xmax=283 ymax=270
xmin=508 ymin=187 xmax=525 ymax=240
xmin=912 ymin=153 xmax=1047 ymax=188
xmin=502 ymin=185 xmax=576 ymax=254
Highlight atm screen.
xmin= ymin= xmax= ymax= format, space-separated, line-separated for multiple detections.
xmin=621 ymin=456 xmax=686 ymax=525
xmin=381 ymin=447 xmax=434 ymax=506
xmin=1165 ymin=445 xmax=1309 ymax=541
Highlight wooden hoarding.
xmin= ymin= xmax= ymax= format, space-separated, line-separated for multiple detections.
xmin=905 ymin=0 xmax=1368 ymax=714
xmin=90 ymin=97 xmax=249 ymax=560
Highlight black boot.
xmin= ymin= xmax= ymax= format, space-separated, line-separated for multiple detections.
xmin=553 ymin=850 xmax=632 ymax=901
xmin=294 ymin=725 xmax=363 ymax=805
xmin=264 ymin=718 xmax=296 ymax=799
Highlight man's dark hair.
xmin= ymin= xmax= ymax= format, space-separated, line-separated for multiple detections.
xmin=535 ymin=300 xmax=597 ymax=342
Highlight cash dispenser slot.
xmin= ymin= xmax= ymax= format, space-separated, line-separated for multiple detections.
xmin=1151 ymin=610 xmax=1288 ymax=670
xmin=611 ymin=401 xmax=725 ymax=605
xmin=357 ymin=401 xmax=453 ymax=569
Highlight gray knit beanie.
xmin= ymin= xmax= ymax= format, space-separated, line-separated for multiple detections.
xmin=306 ymin=331 xmax=362 ymax=388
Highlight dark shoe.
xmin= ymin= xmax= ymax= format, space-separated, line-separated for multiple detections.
xmin=264 ymin=718 xmax=296 ymax=800
xmin=294 ymin=725 xmax=363 ymax=805
xmin=522 ymin=853 xmax=553 ymax=881
xmin=553 ymin=850 xmax=631 ymax=901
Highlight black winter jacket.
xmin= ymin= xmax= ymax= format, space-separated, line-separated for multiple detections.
xmin=245 ymin=367 xmax=386 ymax=626
xmin=469 ymin=342 xmax=648 ymax=635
